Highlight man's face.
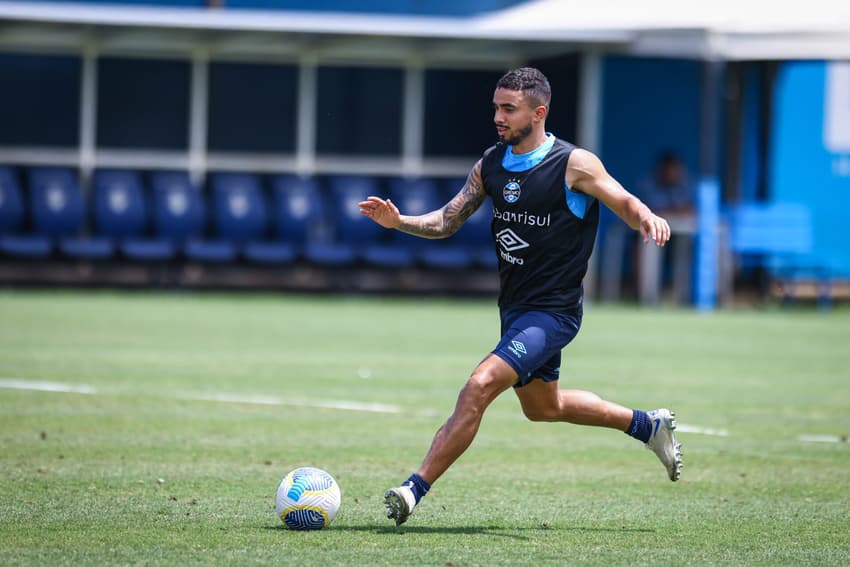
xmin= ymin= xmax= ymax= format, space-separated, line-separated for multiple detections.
xmin=493 ymin=88 xmax=537 ymax=146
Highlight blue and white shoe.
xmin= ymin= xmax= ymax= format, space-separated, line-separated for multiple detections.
xmin=384 ymin=484 xmax=416 ymax=526
xmin=646 ymin=409 xmax=683 ymax=481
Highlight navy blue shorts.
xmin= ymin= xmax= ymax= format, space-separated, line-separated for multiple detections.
xmin=491 ymin=309 xmax=582 ymax=388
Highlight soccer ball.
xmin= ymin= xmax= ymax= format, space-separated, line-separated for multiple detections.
xmin=275 ymin=467 xmax=341 ymax=530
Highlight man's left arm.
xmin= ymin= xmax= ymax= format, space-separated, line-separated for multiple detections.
xmin=566 ymin=149 xmax=670 ymax=246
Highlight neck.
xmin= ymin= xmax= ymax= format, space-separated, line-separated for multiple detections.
xmin=511 ymin=129 xmax=548 ymax=155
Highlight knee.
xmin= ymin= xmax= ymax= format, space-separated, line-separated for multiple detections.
xmin=521 ymin=404 xmax=560 ymax=422
xmin=458 ymin=367 xmax=507 ymax=410
xmin=461 ymin=371 xmax=493 ymax=406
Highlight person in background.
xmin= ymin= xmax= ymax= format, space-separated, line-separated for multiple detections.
xmin=639 ymin=152 xmax=694 ymax=216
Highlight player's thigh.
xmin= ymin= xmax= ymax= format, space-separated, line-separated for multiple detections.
xmin=493 ymin=310 xmax=580 ymax=386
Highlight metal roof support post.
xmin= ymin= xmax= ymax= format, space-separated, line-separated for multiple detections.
xmin=79 ymin=39 xmax=98 ymax=185
xmin=296 ymin=53 xmax=318 ymax=176
xmin=188 ymin=47 xmax=209 ymax=186
xmin=695 ymin=59 xmax=726 ymax=310
xmin=578 ymin=49 xmax=602 ymax=302
xmin=401 ymin=59 xmax=425 ymax=178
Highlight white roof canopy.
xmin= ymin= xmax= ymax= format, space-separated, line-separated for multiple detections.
xmin=476 ymin=0 xmax=850 ymax=60
xmin=1 ymin=0 xmax=849 ymax=61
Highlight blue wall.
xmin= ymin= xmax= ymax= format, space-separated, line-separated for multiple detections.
xmin=769 ymin=61 xmax=850 ymax=277
xmin=596 ymin=56 xmax=703 ymax=285
xmin=599 ymin=56 xmax=701 ymax=195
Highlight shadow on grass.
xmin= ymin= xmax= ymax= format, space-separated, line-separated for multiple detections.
xmin=264 ymin=524 xmax=655 ymax=539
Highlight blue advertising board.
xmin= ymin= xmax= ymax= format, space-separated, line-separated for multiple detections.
xmin=769 ymin=62 xmax=850 ymax=277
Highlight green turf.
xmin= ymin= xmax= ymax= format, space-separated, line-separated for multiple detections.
xmin=1 ymin=290 xmax=848 ymax=566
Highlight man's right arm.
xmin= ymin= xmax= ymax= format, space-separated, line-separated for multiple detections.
xmin=359 ymin=160 xmax=487 ymax=239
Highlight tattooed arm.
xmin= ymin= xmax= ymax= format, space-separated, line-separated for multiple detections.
xmin=358 ymin=160 xmax=487 ymax=239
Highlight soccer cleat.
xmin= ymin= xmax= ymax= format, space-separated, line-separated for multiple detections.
xmin=384 ymin=484 xmax=417 ymax=526
xmin=645 ymin=408 xmax=683 ymax=481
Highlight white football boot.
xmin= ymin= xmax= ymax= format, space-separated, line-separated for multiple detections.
xmin=384 ymin=484 xmax=417 ymax=526
xmin=645 ymin=408 xmax=683 ymax=481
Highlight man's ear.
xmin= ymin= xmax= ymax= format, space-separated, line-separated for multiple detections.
xmin=533 ymin=105 xmax=548 ymax=123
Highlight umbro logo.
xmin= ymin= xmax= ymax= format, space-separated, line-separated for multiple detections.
xmin=495 ymin=228 xmax=529 ymax=252
xmin=507 ymin=339 xmax=527 ymax=358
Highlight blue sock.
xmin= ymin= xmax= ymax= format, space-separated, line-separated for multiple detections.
xmin=625 ymin=409 xmax=652 ymax=443
xmin=403 ymin=473 xmax=431 ymax=504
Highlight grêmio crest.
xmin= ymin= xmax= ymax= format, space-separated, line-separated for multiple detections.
xmin=503 ymin=179 xmax=521 ymax=204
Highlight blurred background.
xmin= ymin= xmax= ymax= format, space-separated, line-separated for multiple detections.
xmin=0 ymin=0 xmax=848 ymax=308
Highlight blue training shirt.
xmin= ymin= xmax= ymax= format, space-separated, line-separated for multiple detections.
xmin=482 ymin=135 xmax=599 ymax=313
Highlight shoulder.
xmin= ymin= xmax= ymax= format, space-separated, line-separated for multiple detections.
xmin=566 ymin=148 xmax=605 ymax=174
xmin=553 ymin=137 xmax=579 ymax=153
xmin=482 ymin=142 xmax=507 ymax=164
xmin=565 ymin=148 xmax=610 ymax=191
xmin=550 ymin=137 xmax=579 ymax=166
xmin=480 ymin=143 xmax=507 ymax=183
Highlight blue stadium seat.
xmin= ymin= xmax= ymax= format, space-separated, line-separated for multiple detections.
xmin=150 ymin=171 xmax=206 ymax=243
xmin=27 ymin=167 xmax=112 ymax=259
xmin=186 ymin=172 xmax=267 ymax=263
xmin=726 ymin=201 xmax=832 ymax=305
xmin=382 ymin=177 xmax=446 ymax=268
xmin=387 ymin=177 xmax=441 ymax=246
xmin=0 ymin=167 xmax=23 ymax=234
xmin=92 ymin=170 xmax=147 ymax=238
xmin=304 ymin=175 xmax=380 ymax=267
xmin=92 ymin=169 xmax=174 ymax=261
xmin=269 ymin=174 xmax=324 ymax=245
xmin=211 ymin=172 xmax=268 ymax=241
xmin=29 ymin=167 xmax=84 ymax=237
xmin=0 ymin=166 xmax=51 ymax=258
xmin=359 ymin=177 xmax=418 ymax=269
xmin=443 ymin=177 xmax=496 ymax=269
xmin=242 ymin=174 xmax=322 ymax=265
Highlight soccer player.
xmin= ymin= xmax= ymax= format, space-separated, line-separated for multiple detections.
xmin=359 ymin=67 xmax=682 ymax=526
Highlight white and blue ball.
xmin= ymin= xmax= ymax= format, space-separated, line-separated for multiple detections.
xmin=275 ymin=467 xmax=341 ymax=530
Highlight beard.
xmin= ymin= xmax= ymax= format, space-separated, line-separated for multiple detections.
xmin=499 ymin=121 xmax=534 ymax=146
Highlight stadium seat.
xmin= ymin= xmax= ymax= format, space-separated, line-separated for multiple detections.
xmin=242 ymin=174 xmax=322 ymax=265
xmin=387 ymin=177 xmax=441 ymax=246
xmin=269 ymin=174 xmax=324 ymax=246
xmin=28 ymin=167 xmax=111 ymax=259
xmin=0 ymin=166 xmax=52 ymax=258
xmin=356 ymin=177 xmax=443 ymax=269
xmin=304 ymin=175 xmax=380 ymax=267
xmin=0 ymin=167 xmax=23 ymax=235
xmin=726 ymin=201 xmax=831 ymax=306
xmin=443 ymin=177 xmax=496 ymax=269
xmin=186 ymin=172 xmax=268 ymax=263
xmin=92 ymin=169 xmax=175 ymax=261
xmin=383 ymin=177 xmax=449 ymax=269
xmin=150 ymin=170 xmax=206 ymax=244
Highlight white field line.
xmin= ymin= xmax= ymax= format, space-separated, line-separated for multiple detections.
xmin=184 ymin=392 xmax=402 ymax=414
xmin=0 ymin=378 xmax=97 ymax=394
xmin=798 ymin=434 xmax=848 ymax=444
xmin=676 ymin=423 xmax=730 ymax=437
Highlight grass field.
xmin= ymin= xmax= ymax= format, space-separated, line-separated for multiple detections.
xmin=1 ymin=290 xmax=849 ymax=566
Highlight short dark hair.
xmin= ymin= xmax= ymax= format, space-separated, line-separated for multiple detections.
xmin=496 ymin=67 xmax=551 ymax=109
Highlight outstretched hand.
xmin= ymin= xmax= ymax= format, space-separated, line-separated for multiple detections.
xmin=640 ymin=213 xmax=671 ymax=247
xmin=358 ymin=196 xmax=401 ymax=229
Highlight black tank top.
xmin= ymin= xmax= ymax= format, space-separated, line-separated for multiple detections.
xmin=481 ymin=137 xmax=599 ymax=313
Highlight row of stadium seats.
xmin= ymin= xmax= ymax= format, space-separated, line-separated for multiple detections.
xmin=0 ymin=166 xmax=496 ymax=270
